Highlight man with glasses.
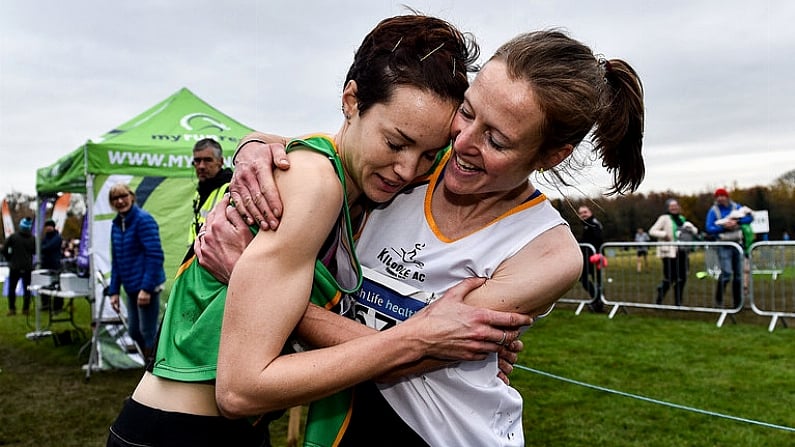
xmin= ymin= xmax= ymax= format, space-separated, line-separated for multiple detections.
xmin=189 ymin=138 xmax=232 ymax=245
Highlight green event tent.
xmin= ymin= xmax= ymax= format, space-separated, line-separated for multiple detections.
xmin=35 ymin=87 xmax=253 ymax=369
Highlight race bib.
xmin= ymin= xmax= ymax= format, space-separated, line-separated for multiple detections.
xmin=350 ymin=267 xmax=435 ymax=331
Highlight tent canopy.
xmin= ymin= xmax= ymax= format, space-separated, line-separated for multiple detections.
xmin=33 ymin=87 xmax=254 ymax=370
xmin=36 ymin=87 xmax=252 ymax=195
xmin=35 ymin=85 xmax=254 ymax=286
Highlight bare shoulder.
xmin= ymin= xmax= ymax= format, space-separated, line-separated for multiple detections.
xmin=527 ymin=225 xmax=580 ymax=257
xmin=242 ymin=144 xmax=345 ymax=259
xmin=277 ymin=145 xmax=344 ymax=205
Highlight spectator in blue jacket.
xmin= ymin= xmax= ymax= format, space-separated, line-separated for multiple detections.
xmin=107 ymin=183 xmax=166 ymax=360
xmin=705 ymin=187 xmax=753 ymax=308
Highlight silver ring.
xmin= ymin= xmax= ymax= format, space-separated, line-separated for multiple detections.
xmin=197 ymin=230 xmax=207 ymax=239
xmin=498 ymin=331 xmax=507 ymax=345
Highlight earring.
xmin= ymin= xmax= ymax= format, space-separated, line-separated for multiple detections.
xmin=538 ymin=167 xmax=545 ymax=174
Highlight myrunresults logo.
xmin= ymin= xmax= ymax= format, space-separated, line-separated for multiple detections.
xmin=149 ymin=112 xmax=241 ymax=144
xmin=180 ymin=113 xmax=232 ymax=133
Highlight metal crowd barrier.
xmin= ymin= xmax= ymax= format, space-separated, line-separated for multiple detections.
xmin=747 ymin=241 xmax=795 ymax=331
xmin=560 ymin=241 xmax=795 ymax=330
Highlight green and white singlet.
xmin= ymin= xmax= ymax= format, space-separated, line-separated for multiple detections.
xmin=152 ymin=135 xmax=361 ymax=382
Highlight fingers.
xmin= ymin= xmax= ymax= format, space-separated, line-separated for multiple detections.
xmin=491 ymin=328 xmax=521 ymax=346
xmin=497 ymin=357 xmax=514 ymax=385
xmin=110 ymin=296 xmax=120 ymax=313
xmin=194 ymin=230 xmax=206 ymax=263
xmin=195 ymin=195 xmax=253 ymax=284
xmin=498 ymin=343 xmax=520 ymax=366
xmin=486 ymin=307 xmax=533 ymax=329
xmin=232 ymin=137 xmax=274 ymax=221
xmin=256 ymin=162 xmax=283 ymax=229
xmin=228 ymin=139 xmax=288 ymax=230
xmin=507 ymin=339 xmax=524 ymax=355
xmin=271 ymin=143 xmax=290 ymax=170
xmin=231 ymin=167 xmax=269 ymax=228
xmin=221 ymin=195 xmax=249 ymax=229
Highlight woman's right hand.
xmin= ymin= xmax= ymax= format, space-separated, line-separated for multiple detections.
xmin=109 ymin=294 xmax=120 ymax=313
xmin=195 ymin=195 xmax=254 ymax=284
xmin=229 ymin=135 xmax=290 ymax=230
xmin=401 ymin=277 xmax=532 ymax=362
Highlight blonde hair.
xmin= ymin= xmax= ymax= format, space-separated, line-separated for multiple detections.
xmin=108 ymin=183 xmax=135 ymax=203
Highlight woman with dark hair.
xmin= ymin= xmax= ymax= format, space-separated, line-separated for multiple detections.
xmin=106 ymin=15 xmax=529 ymax=447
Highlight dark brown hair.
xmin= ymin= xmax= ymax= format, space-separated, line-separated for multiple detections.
xmin=492 ymin=30 xmax=645 ymax=195
xmin=345 ymin=14 xmax=479 ymax=116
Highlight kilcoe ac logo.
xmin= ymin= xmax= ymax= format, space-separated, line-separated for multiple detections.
xmin=377 ymin=243 xmax=427 ymax=281
xmin=180 ymin=113 xmax=232 ymax=133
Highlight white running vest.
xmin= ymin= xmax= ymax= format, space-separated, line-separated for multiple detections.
xmin=354 ymin=174 xmax=567 ymax=447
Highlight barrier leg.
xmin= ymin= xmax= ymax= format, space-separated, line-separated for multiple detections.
xmin=768 ymin=315 xmax=779 ymax=333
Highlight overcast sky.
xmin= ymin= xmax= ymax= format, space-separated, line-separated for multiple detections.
xmin=1 ymin=0 xmax=793 ymax=200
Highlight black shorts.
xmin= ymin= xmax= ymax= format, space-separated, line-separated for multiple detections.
xmin=107 ymin=398 xmax=270 ymax=447
xmin=338 ymin=382 xmax=429 ymax=447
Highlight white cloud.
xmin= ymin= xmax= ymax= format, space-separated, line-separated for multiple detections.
xmin=1 ymin=0 xmax=793 ymax=198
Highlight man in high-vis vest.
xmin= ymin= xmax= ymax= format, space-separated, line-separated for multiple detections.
xmin=189 ymin=138 xmax=233 ymax=245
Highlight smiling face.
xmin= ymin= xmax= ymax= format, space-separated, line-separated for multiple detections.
xmin=445 ymin=59 xmax=569 ymax=198
xmin=338 ymin=83 xmax=457 ymax=203
xmin=109 ymin=185 xmax=134 ymax=214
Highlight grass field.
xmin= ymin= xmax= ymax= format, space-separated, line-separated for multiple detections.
xmin=0 ymin=295 xmax=793 ymax=446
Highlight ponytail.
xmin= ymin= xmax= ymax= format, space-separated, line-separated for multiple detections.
xmin=595 ymin=59 xmax=645 ymax=195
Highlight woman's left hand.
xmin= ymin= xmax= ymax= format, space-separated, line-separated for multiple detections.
xmin=229 ymin=136 xmax=290 ymax=230
xmin=137 ymin=290 xmax=151 ymax=307
xmin=404 ymin=277 xmax=532 ymax=362
xmin=497 ymin=339 xmax=524 ymax=385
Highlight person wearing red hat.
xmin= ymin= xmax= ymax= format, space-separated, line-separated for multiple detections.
xmin=705 ymin=188 xmax=753 ymax=307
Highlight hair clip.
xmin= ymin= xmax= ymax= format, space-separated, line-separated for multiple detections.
xmin=392 ymin=36 xmax=403 ymax=52
xmin=420 ymin=43 xmax=444 ymax=61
